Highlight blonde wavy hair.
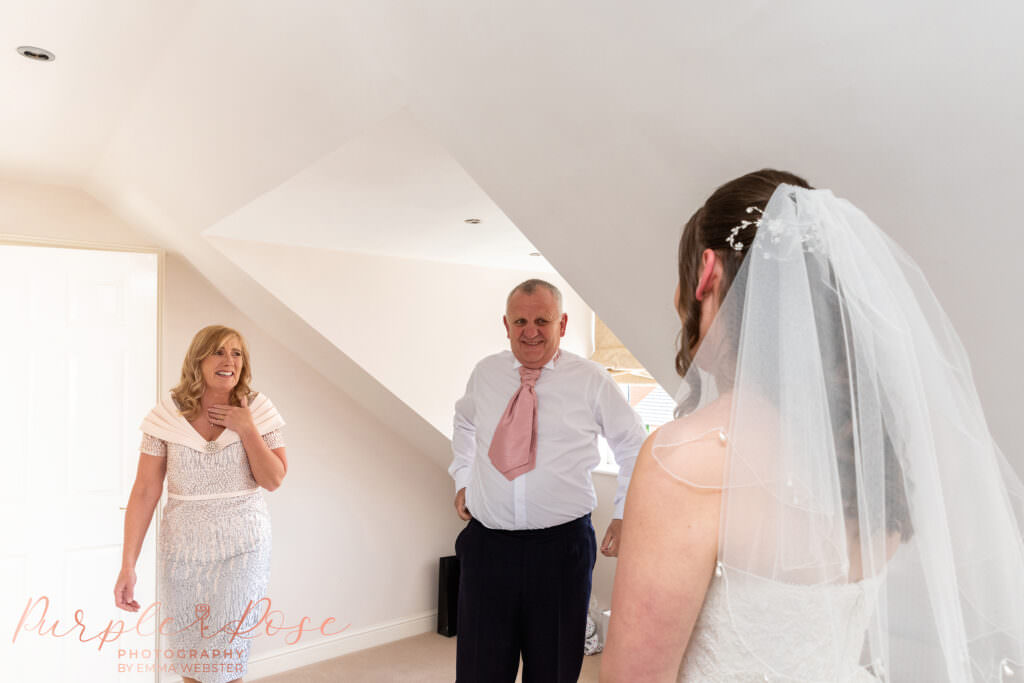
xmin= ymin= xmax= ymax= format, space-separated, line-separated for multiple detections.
xmin=171 ymin=325 xmax=253 ymax=420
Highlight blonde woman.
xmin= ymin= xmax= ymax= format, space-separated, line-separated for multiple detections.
xmin=114 ymin=325 xmax=287 ymax=683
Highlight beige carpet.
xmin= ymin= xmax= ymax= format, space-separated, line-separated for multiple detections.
xmin=253 ymin=633 xmax=602 ymax=683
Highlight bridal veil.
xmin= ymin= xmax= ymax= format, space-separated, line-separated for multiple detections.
xmin=654 ymin=185 xmax=1024 ymax=681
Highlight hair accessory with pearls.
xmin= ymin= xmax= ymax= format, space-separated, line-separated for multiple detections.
xmin=726 ymin=206 xmax=763 ymax=251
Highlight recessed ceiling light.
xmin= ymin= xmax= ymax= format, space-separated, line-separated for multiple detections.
xmin=529 ymin=252 xmax=541 ymax=257
xmin=17 ymin=46 xmax=55 ymax=62
xmin=464 ymin=218 xmax=481 ymax=224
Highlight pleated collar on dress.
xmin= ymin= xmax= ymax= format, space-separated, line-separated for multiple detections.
xmin=140 ymin=391 xmax=285 ymax=454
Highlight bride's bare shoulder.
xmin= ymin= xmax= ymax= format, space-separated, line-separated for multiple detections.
xmin=656 ymin=397 xmax=731 ymax=442
xmin=640 ymin=399 xmax=733 ymax=490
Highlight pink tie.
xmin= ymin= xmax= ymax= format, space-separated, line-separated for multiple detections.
xmin=488 ymin=365 xmax=543 ymax=481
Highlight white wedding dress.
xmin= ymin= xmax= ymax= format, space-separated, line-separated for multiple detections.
xmin=677 ymin=565 xmax=882 ymax=682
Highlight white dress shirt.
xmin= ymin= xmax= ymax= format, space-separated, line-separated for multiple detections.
xmin=449 ymin=349 xmax=647 ymax=530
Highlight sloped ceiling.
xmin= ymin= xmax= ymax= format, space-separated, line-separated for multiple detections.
xmin=204 ymin=109 xmax=553 ymax=271
xmin=2 ymin=1 xmax=1022 ymax=459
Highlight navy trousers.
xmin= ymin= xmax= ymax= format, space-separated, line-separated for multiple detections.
xmin=455 ymin=514 xmax=597 ymax=683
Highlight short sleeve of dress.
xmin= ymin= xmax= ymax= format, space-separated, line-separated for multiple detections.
xmin=140 ymin=433 xmax=167 ymax=457
xmin=262 ymin=429 xmax=285 ymax=449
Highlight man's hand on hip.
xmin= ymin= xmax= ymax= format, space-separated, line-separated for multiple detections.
xmin=600 ymin=518 xmax=623 ymax=557
xmin=454 ymin=487 xmax=472 ymax=521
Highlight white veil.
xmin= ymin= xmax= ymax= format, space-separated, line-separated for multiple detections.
xmin=653 ymin=185 xmax=1024 ymax=681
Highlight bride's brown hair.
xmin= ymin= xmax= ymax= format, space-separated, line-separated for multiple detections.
xmin=171 ymin=325 xmax=253 ymax=421
xmin=675 ymin=169 xmax=813 ymax=377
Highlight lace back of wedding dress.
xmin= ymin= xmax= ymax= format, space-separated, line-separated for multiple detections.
xmin=679 ymin=567 xmax=883 ymax=682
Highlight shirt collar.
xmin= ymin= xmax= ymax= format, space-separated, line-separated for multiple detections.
xmin=511 ymin=349 xmax=561 ymax=371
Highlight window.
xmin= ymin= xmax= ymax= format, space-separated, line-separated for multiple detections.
xmin=597 ymin=383 xmax=675 ymax=473
xmin=622 ymin=383 xmax=676 ymax=431
xmin=590 ymin=316 xmax=675 ymax=473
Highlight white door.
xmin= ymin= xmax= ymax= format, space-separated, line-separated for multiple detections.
xmin=0 ymin=243 xmax=159 ymax=682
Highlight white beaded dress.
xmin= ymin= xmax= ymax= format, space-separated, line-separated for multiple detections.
xmin=139 ymin=393 xmax=284 ymax=683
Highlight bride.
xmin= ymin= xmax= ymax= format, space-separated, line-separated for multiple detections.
xmin=601 ymin=170 xmax=1024 ymax=681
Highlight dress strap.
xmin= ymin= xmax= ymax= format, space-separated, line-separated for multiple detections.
xmin=650 ymin=427 xmax=729 ymax=488
xmin=655 ymin=427 xmax=729 ymax=449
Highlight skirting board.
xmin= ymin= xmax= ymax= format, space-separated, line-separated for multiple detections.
xmin=246 ymin=610 xmax=438 ymax=680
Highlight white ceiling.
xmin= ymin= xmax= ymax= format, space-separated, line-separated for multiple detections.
xmin=0 ymin=1 xmax=197 ymax=185
xmin=204 ymin=109 xmax=551 ymax=270
xmin=2 ymin=1 xmax=1023 ymax=451
xmin=1 ymin=1 xmax=548 ymax=270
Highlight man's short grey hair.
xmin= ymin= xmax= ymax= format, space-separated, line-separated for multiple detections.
xmin=506 ymin=278 xmax=563 ymax=314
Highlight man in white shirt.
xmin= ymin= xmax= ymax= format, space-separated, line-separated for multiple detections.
xmin=449 ymin=278 xmax=646 ymax=683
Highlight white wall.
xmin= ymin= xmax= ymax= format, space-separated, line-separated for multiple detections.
xmin=1 ymin=178 xmax=464 ymax=672
xmin=0 ymin=178 xmax=154 ymax=246
xmin=206 ymin=237 xmax=595 ymax=439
